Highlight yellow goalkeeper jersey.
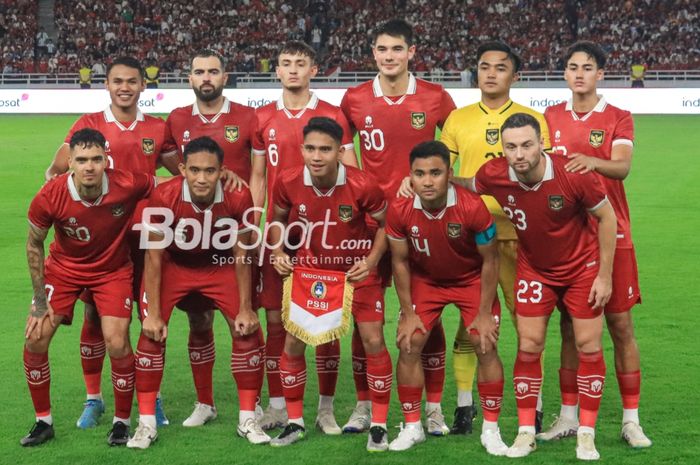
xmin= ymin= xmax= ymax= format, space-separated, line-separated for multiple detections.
xmin=441 ymin=99 xmax=550 ymax=240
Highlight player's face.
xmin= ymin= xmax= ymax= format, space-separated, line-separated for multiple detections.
xmin=410 ymin=155 xmax=451 ymax=203
xmin=105 ymin=65 xmax=145 ymax=110
xmin=477 ymin=51 xmax=517 ymax=98
xmin=70 ymin=144 xmax=107 ymax=188
xmin=301 ymin=131 xmax=343 ymax=181
xmin=276 ymin=53 xmax=317 ymax=91
xmin=190 ymin=56 xmax=227 ymax=102
xmin=179 ymin=151 xmax=222 ymax=204
xmin=565 ymin=52 xmax=603 ymax=95
xmin=373 ymin=34 xmax=415 ymax=78
xmin=502 ymin=125 xmax=544 ymax=177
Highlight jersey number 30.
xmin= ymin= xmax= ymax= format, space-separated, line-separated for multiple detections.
xmin=359 ymin=129 xmax=385 ymax=151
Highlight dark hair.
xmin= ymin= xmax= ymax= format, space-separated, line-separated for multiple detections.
xmin=477 ymin=41 xmax=522 ymax=73
xmin=564 ymin=41 xmax=606 ymax=69
xmin=106 ymin=56 xmax=144 ymax=79
xmin=183 ymin=136 xmax=224 ymax=164
xmin=501 ymin=113 xmax=541 ymax=139
xmin=191 ymin=48 xmax=226 ymax=70
xmin=303 ymin=117 xmax=343 ymax=145
xmin=69 ymin=128 xmax=106 ymax=150
xmin=374 ymin=19 xmax=414 ymax=46
xmin=409 ymin=141 xmax=450 ymax=168
xmin=278 ymin=40 xmax=316 ymax=64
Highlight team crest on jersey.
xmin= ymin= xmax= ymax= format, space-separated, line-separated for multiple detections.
xmin=486 ymin=128 xmax=499 ymax=145
xmin=225 ymin=125 xmax=239 ymax=143
xmin=548 ymin=195 xmax=564 ymax=211
xmin=142 ymin=138 xmax=155 ymax=155
xmin=311 ymin=280 xmax=327 ymax=299
xmin=447 ymin=223 xmax=461 ymax=238
xmin=338 ymin=205 xmax=353 ymax=222
xmin=112 ymin=204 xmax=125 ymax=217
xmin=589 ymin=130 xmax=605 ymax=148
xmin=411 ymin=112 xmax=426 ymax=129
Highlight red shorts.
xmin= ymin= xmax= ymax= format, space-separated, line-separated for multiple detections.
xmin=351 ymin=272 xmax=385 ymax=323
xmin=412 ymin=277 xmax=501 ymax=331
xmin=606 ymin=247 xmax=641 ymax=313
xmin=514 ymin=266 xmax=602 ymax=319
xmin=258 ymin=249 xmax=284 ymax=311
xmin=43 ymin=262 xmax=133 ymax=324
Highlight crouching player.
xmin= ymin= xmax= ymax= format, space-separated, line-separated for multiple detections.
xmin=266 ymin=117 xmax=393 ymax=451
xmin=127 ymin=136 xmax=268 ymax=448
xmin=386 ymin=141 xmax=507 ymax=455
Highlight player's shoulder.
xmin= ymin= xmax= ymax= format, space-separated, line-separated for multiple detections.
xmin=388 ymin=193 xmax=413 ymax=215
xmin=254 ymin=101 xmax=279 ymax=121
xmin=278 ymin=164 xmax=305 ymax=183
xmin=414 ymin=77 xmax=446 ymax=94
xmin=223 ymin=183 xmax=252 ymax=205
xmin=315 ymin=98 xmax=341 ymax=113
xmin=344 ymin=164 xmax=376 ymax=185
xmin=447 ymin=102 xmax=481 ymax=120
xmin=602 ymin=101 xmax=632 ymax=119
xmin=453 ymin=182 xmax=482 ymax=202
xmin=142 ymin=112 xmax=167 ymax=128
xmin=229 ymin=100 xmax=256 ymax=117
xmin=75 ymin=111 xmax=106 ymax=126
xmin=39 ymin=173 xmax=70 ymax=197
xmin=167 ymin=104 xmax=194 ymax=120
xmin=479 ymin=157 xmax=509 ymax=177
xmin=344 ymin=80 xmax=374 ymax=100
xmin=544 ymin=101 xmax=567 ymax=116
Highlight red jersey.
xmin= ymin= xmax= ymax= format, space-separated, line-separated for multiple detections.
xmin=474 ymin=154 xmax=608 ymax=285
xmin=273 ymin=164 xmax=386 ymax=272
xmin=385 ymin=184 xmax=494 ymax=285
xmin=252 ymin=93 xmax=354 ymax=213
xmin=164 ymin=98 xmax=256 ymax=182
xmin=65 ymin=107 xmax=169 ymax=175
xmin=545 ymin=97 xmax=635 ymax=248
xmin=340 ymin=73 xmax=455 ymax=198
xmin=28 ymin=170 xmax=154 ymax=277
xmin=144 ymin=178 xmax=254 ymax=267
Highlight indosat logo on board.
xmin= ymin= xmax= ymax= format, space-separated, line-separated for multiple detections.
xmin=0 ymin=93 xmax=29 ymax=107
xmin=138 ymin=92 xmax=165 ymax=107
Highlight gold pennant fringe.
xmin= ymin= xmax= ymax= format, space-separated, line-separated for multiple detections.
xmin=281 ymin=272 xmax=354 ymax=347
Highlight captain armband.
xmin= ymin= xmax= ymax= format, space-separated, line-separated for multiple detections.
xmin=475 ymin=223 xmax=497 ymax=245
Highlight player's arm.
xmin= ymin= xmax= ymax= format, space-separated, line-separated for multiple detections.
xmin=232 ymin=228 xmax=259 ymax=336
xmin=25 ymin=223 xmax=54 ymax=339
xmin=346 ymin=207 xmax=388 ymax=283
xmin=469 ymin=223 xmax=500 ymax=354
xmin=158 ymin=151 xmax=181 ymax=175
xmin=143 ymin=233 xmax=168 ymax=342
xmin=45 ymin=143 xmax=70 ymax=181
xmin=588 ymin=200 xmax=617 ymax=309
xmin=389 ymin=235 xmax=426 ymax=352
xmin=565 ymin=144 xmax=632 ymax=180
xmin=451 ymin=176 xmax=476 ymax=192
xmin=268 ymin=204 xmax=293 ymax=276
xmin=340 ymin=145 xmax=358 ymax=168
xmin=249 ymin=155 xmax=267 ymax=226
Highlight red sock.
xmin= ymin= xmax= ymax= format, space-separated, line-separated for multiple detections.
xmin=265 ymin=321 xmax=285 ymax=398
xmin=398 ymin=385 xmax=422 ymax=423
xmin=80 ymin=318 xmax=105 ymax=396
xmin=189 ymin=329 xmax=215 ymax=406
xmin=280 ymin=352 xmax=306 ymax=420
xmin=577 ymin=350 xmax=606 ymax=429
xmin=315 ymin=340 xmax=339 ymax=397
xmin=24 ymin=348 xmax=51 ymax=417
xmin=366 ymin=349 xmax=392 ymax=424
xmin=111 ymin=352 xmax=135 ymax=419
xmin=513 ymin=350 xmax=542 ymax=427
xmin=422 ymin=322 xmax=446 ymax=404
xmin=478 ymin=379 xmax=504 ymax=422
xmin=616 ymin=370 xmax=640 ymax=410
xmin=231 ymin=328 xmax=265 ymax=412
xmin=134 ymin=335 xmax=164 ymax=416
xmin=559 ymin=367 xmax=578 ymax=406
xmin=351 ymin=327 xmax=369 ymax=401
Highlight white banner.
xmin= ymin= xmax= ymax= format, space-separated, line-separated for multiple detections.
xmin=0 ymin=87 xmax=698 ymax=114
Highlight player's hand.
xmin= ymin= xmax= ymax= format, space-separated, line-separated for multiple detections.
xmin=346 ymin=258 xmax=374 ymax=283
xmin=588 ymin=274 xmax=612 ymax=310
xmin=271 ymin=250 xmax=293 ymax=277
xmin=25 ymin=303 xmax=57 ymax=340
xmin=142 ymin=314 xmax=168 ymax=342
xmin=221 ymin=168 xmax=248 ymax=192
xmin=396 ymin=176 xmax=415 ymax=198
xmin=468 ymin=312 xmax=500 ymax=354
xmin=396 ymin=311 xmax=426 ymax=354
xmin=565 ymin=153 xmax=598 ymax=174
xmin=234 ymin=309 xmax=260 ymax=336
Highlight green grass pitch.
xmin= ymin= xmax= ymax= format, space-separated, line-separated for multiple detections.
xmin=0 ymin=114 xmax=698 ymax=464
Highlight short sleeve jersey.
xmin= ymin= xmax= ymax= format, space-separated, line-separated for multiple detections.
xmin=273 ymin=164 xmax=386 ymax=272
xmin=341 ymin=74 xmax=455 ymax=199
xmin=164 ymin=98 xmax=256 ymax=182
xmin=545 ymin=97 xmax=634 ymax=248
xmin=474 ymin=154 xmax=608 ymax=285
xmin=28 ymin=170 xmax=154 ymax=277
xmin=441 ymin=100 xmax=551 ymax=241
xmin=385 ymin=184 xmax=493 ymax=285
xmin=65 ymin=107 xmax=168 ymax=175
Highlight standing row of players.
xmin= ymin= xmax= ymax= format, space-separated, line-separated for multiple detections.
xmin=21 ymin=18 xmax=650 ymax=460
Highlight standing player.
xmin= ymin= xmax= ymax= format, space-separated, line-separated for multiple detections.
xmin=250 ymin=41 xmax=357 ymax=434
xmin=468 ymin=113 xmax=617 ymax=460
xmin=162 ymin=49 xmax=257 ymax=427
xmin=386 ymin=141 xmax=507 ymax=456
xmin=45 ymin=56 xmax=178 ymax=429
xmin=22 ymin=128 xmax=157 ymax=446
xmin=340 ymin=18 xmax=455 ymax=435
xmin=438 ymin=41 xmax=550 ymax=435
xmin=266 ymin=117 xmax=392 ymax=452
xmin=539 ymin=41 xmax=651 ymax=448
xmin=127 ymin=137 xmax=268 ymax=449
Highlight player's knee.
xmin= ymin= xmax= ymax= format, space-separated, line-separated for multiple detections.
xmin=518 ymin=335 xmax=545 ymax=354
xmin=266 ymin=309 xmax=282 ymax=324
xmin=361 ymin=333 xmax=385 ymax=354
xmin=575 ymin=338 xmax=602 ymax=354
xmin=25 ymin=338 xmax=50 ymax=354
xmin=606 ymin=313 xmax=636 ymax=345
xmin=188 ymin=310 xmax=214 ymax=332
xmin=103 ymin=331 xmax=131 ymax=357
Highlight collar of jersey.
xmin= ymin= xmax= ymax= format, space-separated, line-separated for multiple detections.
xmin=103 ymin=105 xmax=144 ymax=131
xmin=372 ymin=73 xmax=417 ymax=105
xmin=478 ymin=99 xmax=514 ymax=115
xmin=276 ymin=92 xmax=319 ymax=119
xmin=413 ymin=183 xmax=456 ymax=219
xmin=508 ymin=152 xmax=554 ymax=191
xmin=68 ymin=172 xmax=109 ymax=206
xmin=565 ymin=95 xmax=607 ymax=121
xmin=181 ymin=178 xmax=224 ymax=211
xmin=303 ymin=162 xmax=346 ymax=197
xmin=191 ymin=97 xmax=231 ymax=124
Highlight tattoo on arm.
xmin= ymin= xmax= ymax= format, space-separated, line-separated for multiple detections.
xmin=27 ymin=225 xmax=49 ymax=315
